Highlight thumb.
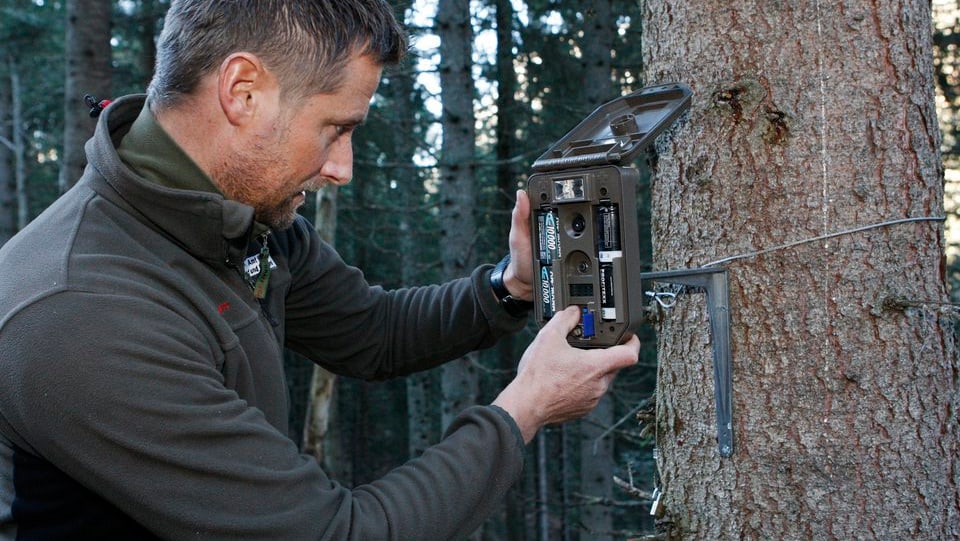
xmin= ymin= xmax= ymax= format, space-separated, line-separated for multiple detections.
xmin=541 ymin=305 xmax=582 ymax=338
xmin=585 ymin=333 xmax=641 ymax=372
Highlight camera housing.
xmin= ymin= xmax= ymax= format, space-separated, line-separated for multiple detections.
xmin=528 ymin=84 xmax=692 ymax=347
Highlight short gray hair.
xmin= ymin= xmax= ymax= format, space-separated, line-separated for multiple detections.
xmin=148 ymin=0 xmax=407 ymax=108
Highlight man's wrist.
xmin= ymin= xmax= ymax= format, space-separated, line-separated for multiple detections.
xmin=492 ymin=385 xmax=538 ymax=444
xmin=490 ymin=254 xmax=533 ymax=318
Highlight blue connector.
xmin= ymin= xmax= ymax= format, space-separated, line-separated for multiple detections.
xmin=581 ymin=307 xmax=595 ymax=338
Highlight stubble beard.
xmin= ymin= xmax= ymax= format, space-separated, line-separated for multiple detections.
xmin=213 ymin=151 xmax=304 ymax=231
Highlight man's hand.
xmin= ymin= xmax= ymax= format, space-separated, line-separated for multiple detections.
xmin=503 ymin=189 xmax=533 ymax=302
xmin=492 ymin=306 xmax=641 ymax=443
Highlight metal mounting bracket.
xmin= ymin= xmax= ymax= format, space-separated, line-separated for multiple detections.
xmin=640 ymin=266 xmax=734 ymax=457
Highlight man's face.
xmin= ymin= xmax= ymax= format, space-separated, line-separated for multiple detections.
xmin=214 ymin=52 xmax=382 ymax=230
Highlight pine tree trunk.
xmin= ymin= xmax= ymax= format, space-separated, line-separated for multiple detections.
xmin=576 ymin=2 xmax=617 ymax=539
xmin=8 ymin=59 xmax=26 ymax=232
xmin=60 ymin=0 xmax=112 ymax=193
xmin=302 ymin=186 xmax=339 ymax=464
xmin=136 ymin=0 xmax=159 ymax=88
xmin=493 ymin=3 xmax=529 ymax=537
xmin=389 ymin=54 xmax=439 ymax=459
xmin=0 ymin=58 xmax=15 ymax=246
xmin=437 ymin=0 xmax=480 ymax=433
xmin=642 ymin=1 xmax=959 ymax=538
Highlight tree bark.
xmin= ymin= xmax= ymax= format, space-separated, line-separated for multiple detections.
xmin=437 ymin=0 xmax=480 ymax=432
xmin=302 ymin=186 xmax=339 ymax=465
xmin=60 ymin=0 xmax=111 ymax=193
xmin=493 ymin=3 xmax=530 ymax=537
xmin=8 ymin=58 xmax=27 ymax=232
xmin=389 ymin=53 xmax=439 ymax=460
xmin=576 ymin=2 xmax=617 ymax=540
xmin=0 ymin=57 xmax=15 ymax=246
xmin=642 ymin=1 xmax=959 ymax=539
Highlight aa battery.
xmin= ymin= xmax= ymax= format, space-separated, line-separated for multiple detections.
xmin=599 ymin=262 xmax=617 ymax=320
xmin=539 ymin=265 xmax=556 ymax=319
xmin=596 ymin=203 xmax=622 ymax=255
xmin=537 ymin=208 xmax=561 ymax=264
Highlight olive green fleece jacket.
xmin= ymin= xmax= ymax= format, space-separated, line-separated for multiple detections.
xmin=0 ymin=94 xmax=527 ymax=540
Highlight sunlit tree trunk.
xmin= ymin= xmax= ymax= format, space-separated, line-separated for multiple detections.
xmin=60 ymin=0 xmax=111 ymax=192
xmin=642 ymin=0 xmax=958 ymax=538
xmin=302 ymin=186 xmax=339 ymax=465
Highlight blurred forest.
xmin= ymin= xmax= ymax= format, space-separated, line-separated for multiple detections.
xmin=0 ymin=1 xmax=958 ymax=539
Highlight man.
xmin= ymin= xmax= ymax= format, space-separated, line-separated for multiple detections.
xmin=0 ymin=0 xmax=640 ymax=539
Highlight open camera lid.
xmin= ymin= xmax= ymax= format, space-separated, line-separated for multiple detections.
xmin=531 ymin=83 xmax=692 ymax=172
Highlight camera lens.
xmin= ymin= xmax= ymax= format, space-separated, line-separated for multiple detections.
xmin=572 ymin=214 xmax=586 ymax=234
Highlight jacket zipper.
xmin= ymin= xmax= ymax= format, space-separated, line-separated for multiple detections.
xmin=252 ymin=231 xmax=272 ymax=299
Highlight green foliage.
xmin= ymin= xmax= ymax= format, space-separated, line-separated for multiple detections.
xmin=0 ymin=0 xmax=65 ymax=218
xmin=111 ymin=0 xmax=168 ymax=93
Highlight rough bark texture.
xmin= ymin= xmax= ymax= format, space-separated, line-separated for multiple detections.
xmin=577 ymin=2 xmax=617 ymax=539
xmin=438 ymin=0 xmax=480 ymax=434
xmin=393 ymin=53 xmax=440 ymax=459
xmin=641 ymin=1 xmax=959 ymax=539
xmin=302 ymin=186 xmax=339 ymax=464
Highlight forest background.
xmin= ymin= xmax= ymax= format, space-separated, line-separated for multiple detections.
xmin=1 ymin=1 xmax=958 ymax=540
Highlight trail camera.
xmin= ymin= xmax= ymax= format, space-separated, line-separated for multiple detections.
xmin=528 ymin=83 xmax=737 ymax=457
xmin=528 ymin=83 xmax=692 ymax=348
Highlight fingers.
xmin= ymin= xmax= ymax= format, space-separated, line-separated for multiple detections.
xmin=501 ymin=307 xmax=642 ymax=437
xmin=580 ymin=340 xmax=638 ymax=385
xmin=534 ymin=308 xmax=639 ymax=383
xmin=537 ymin=305 xmax=582 ymax=338
xmin=505 ymin=190 xmax=533 ymax=298
xmin=510 ymin=189 xmax=531 ymax=239
xmin=596 ymin=334 xmax=641 ymax=372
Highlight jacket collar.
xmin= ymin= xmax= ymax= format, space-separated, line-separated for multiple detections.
xmin=82 ymin=94 xmax=256 ymax=267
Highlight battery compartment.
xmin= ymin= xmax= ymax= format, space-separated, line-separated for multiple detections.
xmin=528 ymin=165 xmax=642 ymax=348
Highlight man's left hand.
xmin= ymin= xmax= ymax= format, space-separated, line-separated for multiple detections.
xmin=505 ymin=189 xmax=534 ymax=302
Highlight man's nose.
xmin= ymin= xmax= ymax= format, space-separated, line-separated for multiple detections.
xmin=321 ymin=137 xmax=353 ymax=186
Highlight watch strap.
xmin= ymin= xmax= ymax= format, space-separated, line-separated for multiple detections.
xmin=490 ymin=254 xmax=533 ymax=318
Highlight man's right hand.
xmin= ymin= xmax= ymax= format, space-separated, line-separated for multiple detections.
xmin=492 ymin=305 xmax=641 ymax=443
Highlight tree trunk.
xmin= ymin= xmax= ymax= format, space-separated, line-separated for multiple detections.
xmin=642 ymin=1 xmax=959 ymax=539
xmin=302 ymin=185 xmax=339 ymax=466
xmin=136 ymin=0 xmax=159 ymax=89
xmin=536 ymin=430 xmax=550 ymax=541
xmin=60 ymin=0 xmax=111 ymax=193
xmin=0 ymin=57 xmax=15 ymax=246
xmin=392 ymin=56 xmax=439 ymax=459
xmin=9 ymin=59 xmax=27 ymax=232
xmin=576 ymin=2 xmax=617 ymax=540
xmin=437 ymin=0 xmax=480 ymax=431
xmin=494 ymin=3 xmax=528 ymax=537
xmin=301 ymin=361 xmax=335 ymax=463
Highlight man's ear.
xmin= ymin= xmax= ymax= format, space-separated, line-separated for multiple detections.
xmin=217 ymin=53 xmax=276 ymax=126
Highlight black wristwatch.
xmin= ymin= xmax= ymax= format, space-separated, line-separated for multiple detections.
xmin=490 ymin=254 xmax=534 ymax=318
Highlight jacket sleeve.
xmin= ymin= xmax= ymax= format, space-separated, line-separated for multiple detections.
xmin=277 ymin=218 xmax=529 ymax=380
xmin=0 ymin=291 xmax=525 ymax=541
